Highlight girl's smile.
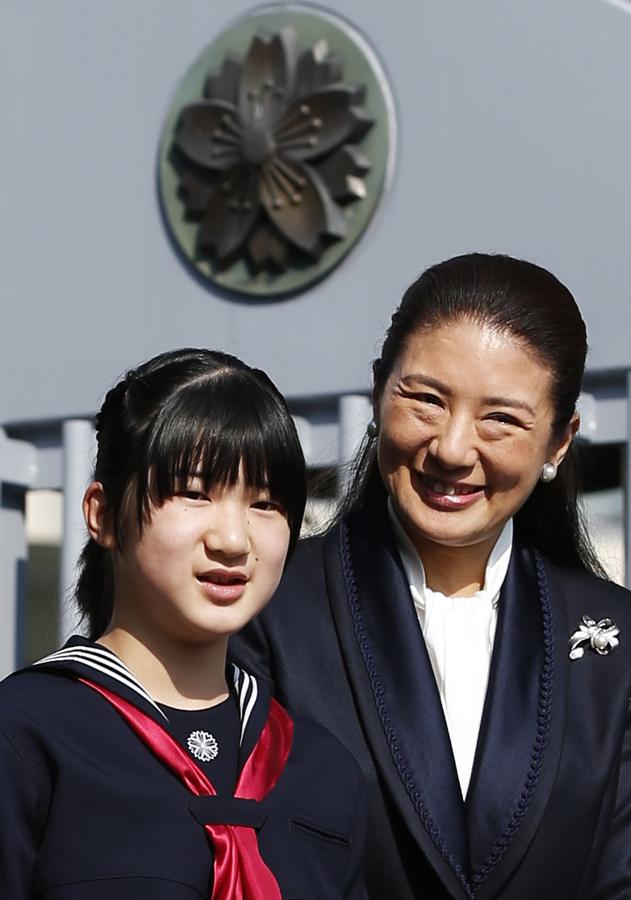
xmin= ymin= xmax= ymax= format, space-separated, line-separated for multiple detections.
xmin=196 ymin=567 xmax=249 ymax=603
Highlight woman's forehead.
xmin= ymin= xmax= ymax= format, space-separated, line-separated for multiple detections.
xmin=392 ymin=320 xmax=554 ymax=405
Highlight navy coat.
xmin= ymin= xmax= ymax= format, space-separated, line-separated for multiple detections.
xmin=231 ymin=497 xmax=631 ymax=900
xmin=0 ymin=638 xmax=367 ymax=899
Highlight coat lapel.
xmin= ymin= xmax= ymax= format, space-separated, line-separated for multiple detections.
xmin=326 ymin=502 xmax=570 ymax=900
xmin=465 ymin=544 xmax=568 ymax=898
xmin=325 ymin=499 xmax=472 ymax=899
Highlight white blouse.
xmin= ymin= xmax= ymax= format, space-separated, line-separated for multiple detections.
xmin=388 ymin=500 xmax=513 ymax=798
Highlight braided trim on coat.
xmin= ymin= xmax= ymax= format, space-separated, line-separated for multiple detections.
xmin=470 ymin=550 xmax=554 ymax=888
xmin=339 ymin=522 xmax=554 ymax=898
xmin=338 ymin=520 xmax=474 ymax=899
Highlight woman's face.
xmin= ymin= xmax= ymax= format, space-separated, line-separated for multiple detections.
xmin=375 ymin=318 xmax=577 ymax=558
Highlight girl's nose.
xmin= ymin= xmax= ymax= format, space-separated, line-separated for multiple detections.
xmin=203 ymin=506 xmax=251 ymax=558
xmin=428 ymin=416 xmax=477 ymax=470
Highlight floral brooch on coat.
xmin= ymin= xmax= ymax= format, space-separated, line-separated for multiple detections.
xmin=569 ymin=615 xmax=620 ymax=660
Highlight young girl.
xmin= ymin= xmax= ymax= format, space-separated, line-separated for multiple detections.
xmin=0 ymin=348 xmax=367 ymax=900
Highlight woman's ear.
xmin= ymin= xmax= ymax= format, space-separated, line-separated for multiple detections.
xmin=371 ymin=362 xmax=382 ymax=428
xmin=372 ymin=359 xmax=382 ymax=397
xmin=552 ymin=412 xmax=580 ymax=468
xmin=83 ymin=482 xmax=115 ymax=549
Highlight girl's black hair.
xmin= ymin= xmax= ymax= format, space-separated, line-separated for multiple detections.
xmin=76 ymin=348 xmax=307 ymax=638
xmin=342 ymin=252 xmax=605 ymax=576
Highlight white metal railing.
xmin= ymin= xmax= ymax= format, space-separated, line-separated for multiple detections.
xmin=2 ymin=389 xmax=631 ymax=678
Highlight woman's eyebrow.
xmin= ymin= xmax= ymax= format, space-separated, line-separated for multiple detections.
xmin=400 ymin=374 xmax=450 ymax=393
xmin=483 ymin=396 xmax=535 ymax=415
xmin=400 ymin=376 xmax=536 ymax=416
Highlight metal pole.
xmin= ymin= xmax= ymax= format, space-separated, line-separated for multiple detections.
xmin=0 ymin=488 xmax=28 ymax=677
xmin=0 ymin=428 xmax=36 ymax=677
xmin=338 ymin=394 xmax=372 ymax=492
xmin=58 ymin=420 xmax=96 ymax=644
xmin=625 ymin=372 xmax=631 ymax=589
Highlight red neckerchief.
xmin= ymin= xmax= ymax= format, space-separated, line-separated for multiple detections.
xmin=78 ymin=676 xmax=293 ymax=900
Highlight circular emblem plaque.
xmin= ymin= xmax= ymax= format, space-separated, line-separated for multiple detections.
xmin=158 ymin=5 xmax=395 ymax=298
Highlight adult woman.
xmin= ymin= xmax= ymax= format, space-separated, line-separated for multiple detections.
xmin=0 ymin=349 xmax=366 ymax=899
xmin=232 ymin=254 xmax=631 ymax=900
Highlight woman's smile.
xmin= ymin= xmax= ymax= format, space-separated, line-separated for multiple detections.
xmin=416 ymin=473 xmax=486 ymax=508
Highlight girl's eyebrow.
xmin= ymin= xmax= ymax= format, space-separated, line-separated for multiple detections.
xmin=188 ymin=472 xmax=272 ymax=490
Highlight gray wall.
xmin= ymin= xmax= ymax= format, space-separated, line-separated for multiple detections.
xmin=2 ymin=0 xmax=631 ymax=429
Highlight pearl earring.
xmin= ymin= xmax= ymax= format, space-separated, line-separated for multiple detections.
xmin=541 ymin=462 xmax=557 ymax=483
xmin=366 ymin=419 xmax=379 ymax=438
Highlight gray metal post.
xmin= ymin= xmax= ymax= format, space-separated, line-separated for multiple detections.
xmin=0 ymin=429 xmax=36 ymax=677
xmin=338 ymin=394 xmax=372 ymax=491
xmin=0 ymin=492 xmax=28 ymax=678
xmin=625 ymin=371 xmax=631 ymax=589
xmin=58 ymin=420 xmax=96 ymax=644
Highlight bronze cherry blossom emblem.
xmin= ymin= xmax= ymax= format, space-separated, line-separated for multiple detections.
xmin=173 ymin=27 xmax=372 ymax=272
xmin=158 ymin=10 xmax=393 ymax=296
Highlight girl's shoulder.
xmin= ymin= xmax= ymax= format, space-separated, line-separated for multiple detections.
xmin=0 ymin=638 xmax=132 ymax=740
xmin=0 ymin=667 xmax=86 ymax=795
xmin=0 ymin=666 xmax=82 ymax=730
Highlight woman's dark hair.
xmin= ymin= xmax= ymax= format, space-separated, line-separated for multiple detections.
xmin=343 ymin=252 xmax=605 ymax=576
xmin=76 ymin=347 xmax=307 ymax=638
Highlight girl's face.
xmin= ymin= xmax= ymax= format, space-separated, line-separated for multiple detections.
xmin=86 ymin=471 xmax=290 ymax=647
xmin=375 ymin=319 xmax=577 ymax=559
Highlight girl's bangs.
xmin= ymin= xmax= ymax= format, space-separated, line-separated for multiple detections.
xmin=136 ymin=375 xmax=305 ymax=529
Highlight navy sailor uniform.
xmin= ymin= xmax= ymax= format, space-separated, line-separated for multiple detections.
xmin=0 ymin=637 xmax=367 ymax=899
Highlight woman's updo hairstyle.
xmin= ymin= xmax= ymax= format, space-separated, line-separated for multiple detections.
xmin=346 ymin=252 xmax=603 ymax=575
xmin=76 ymin=347 xmax=307 ymax=638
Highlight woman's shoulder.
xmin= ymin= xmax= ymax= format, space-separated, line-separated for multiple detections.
xmin=271 ymin=528 xmax=333 ymax=600
xmin=542 ymin=556 xmax=631 ymax=623
xmin=291 ymin=708 xmax=361 ymax=770
xmin=279 ymin=509 xmax=377 ymax=582
xmin=544 ymin=557 xmax=630 ymax=598
xmin=287 ymin=529 xmax=328 ymax=566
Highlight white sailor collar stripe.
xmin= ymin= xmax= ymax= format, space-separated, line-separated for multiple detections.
xmin=34 ymin=643 xmax=259 ymax=744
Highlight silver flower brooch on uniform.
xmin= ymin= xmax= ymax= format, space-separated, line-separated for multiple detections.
xmin=569 ymin=615 xmax=620 ymax=660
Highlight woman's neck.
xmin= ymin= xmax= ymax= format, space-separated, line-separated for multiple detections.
xmin=416 ymin=536 xmax=497 ymax=597
xmin=97 ymin=627 xmax=229 ymax=710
